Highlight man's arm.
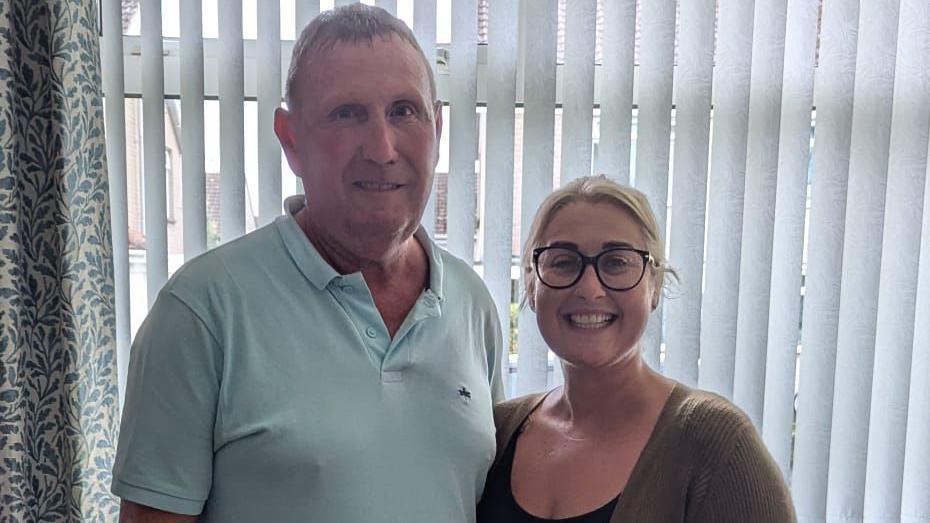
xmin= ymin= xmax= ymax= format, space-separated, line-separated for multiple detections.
xmin=112 ymin=289 xmax=221 ymax=516
xmin=118 ymin=501 xmax=197 ymax=523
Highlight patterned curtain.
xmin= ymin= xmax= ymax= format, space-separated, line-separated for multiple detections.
xmin=0 ymin=0 xmax=120 ymax=521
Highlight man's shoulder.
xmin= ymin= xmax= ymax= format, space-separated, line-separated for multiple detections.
xmin=435 ymin=246 xmax=480 ymax=280
xmin=433 ymin=245 xmax=494 ymax=304
xmin=164 ymin=221 xmax=284 ymax=297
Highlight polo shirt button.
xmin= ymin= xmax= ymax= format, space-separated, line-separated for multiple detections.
xmin=341 ymin=285 xmax=354 ymax=293
xmin=365 ymin=327 xmax=377 ymax=338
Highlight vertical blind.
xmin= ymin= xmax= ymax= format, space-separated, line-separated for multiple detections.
xmin=100 ymin=1 xmax=930 ymax=521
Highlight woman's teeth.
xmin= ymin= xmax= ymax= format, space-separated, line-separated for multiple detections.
xmin=567 ymin=313 xmax=615 ymax=329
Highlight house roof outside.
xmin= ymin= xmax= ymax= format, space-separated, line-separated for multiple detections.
xmin=121 ymin=0 xmax=139 ymax=32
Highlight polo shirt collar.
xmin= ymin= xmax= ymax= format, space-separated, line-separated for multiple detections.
xmin=415 ymin=227 xmax=445 ymax=303
xmin=277 ymin=196 xmax=340 ymax=290
xmin=277 ymin=195 xmax=445 ymax=299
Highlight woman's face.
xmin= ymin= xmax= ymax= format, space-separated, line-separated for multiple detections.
xmin=529 ymin=201 xmax=658 ymax=370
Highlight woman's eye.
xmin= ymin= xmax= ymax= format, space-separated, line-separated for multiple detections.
xmin=602 ymin=255 xmax=634 ymax=271
xmin=548 ymin=257 xmax=579 ymax=271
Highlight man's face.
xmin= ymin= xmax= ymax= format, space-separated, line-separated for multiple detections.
xmin=276 ymin=35 xmax=441 ymax=259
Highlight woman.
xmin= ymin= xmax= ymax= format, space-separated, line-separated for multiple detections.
xmin=477 ymin=176 xmax=795 ymax=522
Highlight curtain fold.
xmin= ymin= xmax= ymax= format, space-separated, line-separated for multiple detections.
xmin=0 ymin=1 xmax=120 ymax=521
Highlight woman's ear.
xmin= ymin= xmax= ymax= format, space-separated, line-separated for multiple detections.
xmin=650 ymin=269 xmax=661 ymax=310
xmin=526 ymin=282 xmax=537 ymax=312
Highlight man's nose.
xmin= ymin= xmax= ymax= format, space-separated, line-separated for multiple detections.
xmin=361 ymin=115 xmax=398 ymax=165
xmin=573 ymin=264 xmax=606 ymax=299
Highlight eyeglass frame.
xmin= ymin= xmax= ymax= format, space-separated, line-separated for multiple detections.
xmin=531 ymin=246 xmax=655 ymax=292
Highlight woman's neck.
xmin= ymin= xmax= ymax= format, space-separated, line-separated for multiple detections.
xmin=553 ymin=354 xmax=674 ymax=434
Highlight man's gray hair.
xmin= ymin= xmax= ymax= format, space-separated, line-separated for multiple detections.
xmin=285 ymin=4 xmax=437 ymax=110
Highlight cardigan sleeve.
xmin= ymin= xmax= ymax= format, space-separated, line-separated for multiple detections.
xmin=689 ymin=420 xmax=797 ymax=523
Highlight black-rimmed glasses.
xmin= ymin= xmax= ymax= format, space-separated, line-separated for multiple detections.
xmin=532 ymin=246 xmax=654 ymax=291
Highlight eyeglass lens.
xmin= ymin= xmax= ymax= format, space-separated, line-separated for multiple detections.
xmin=536 ymin=248 xmax=645 ymax=290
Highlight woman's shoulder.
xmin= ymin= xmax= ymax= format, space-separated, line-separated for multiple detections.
xmin=492 ymin=392 xmax=548 ymax=427
xmin=487 ymin=392 xmax=550 ymax=470
xmin=660 ymin=384 xmax=796 ymax=521
xmin=662 ymin=383 xmax=759 ymax=451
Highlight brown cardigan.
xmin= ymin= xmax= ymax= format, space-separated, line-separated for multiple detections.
xmin=487 ymin=383 xmax=797 ymax=523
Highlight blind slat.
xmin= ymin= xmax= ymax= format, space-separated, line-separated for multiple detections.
xmin=483 ymin=0 xmax=519 ymax=387
xmin=414 ymin=0 xmax=438 ymax=237
xmin=862 ymin=0 xmax=929 ymax=517
xmin=827 ymin=0 xmax=901 ymax=518
xmin=258 ymin=0 xmax=282 ymax=226
xmin=219 ymin=0 xmax=246 ymax=241
xmin=761 ymin=0 xmax=820 ymax=478
xmin=296 ymin=0 xmax=321 ymax=29
xmin=141 ymin=0 xmax=168 ymax=307
xmin=447 ymin=0 xmax=479 ymax=262
xmin=101 ymin=0 xmax=131 ymax=407
xmin=293 ymin=1 xmax=319 ymax=197
xmin=597 ymin=0 xmax=636 ymax=185
xmin=559 ymin=0 xmax=597 ymax=184
xmin=665 ymin=0 xmax=715 ymax=387
xmin=517 ymin=0 xmax=558 ymax=395
xmin=634 ymin=0 xmax=676 ymax=370
xmin=376 ymin=0 xmax=397 ymax=15
xmin=902 ymin=133 xmax=930 ymax=523
xmin=732 ymin=0 xmax=789 ymax=428
xmin=698 ymin=0 xmax=755 ymax=398
xmin=180 ymin=0 xmax=207 ymax=260
xmin=791 ymin=0 xmax=860 ymax=517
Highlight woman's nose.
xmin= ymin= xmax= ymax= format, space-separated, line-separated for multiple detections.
xmin=573 ymin=264 xmax=606 ymax=299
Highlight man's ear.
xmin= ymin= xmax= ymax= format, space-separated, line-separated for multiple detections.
xmin=428 ymin=100 xmax=443 ymax=168
xmin=433 ymin=100 xmax=443 ymax=140
xmin=274 ymin=107 xmax=303 ymax=177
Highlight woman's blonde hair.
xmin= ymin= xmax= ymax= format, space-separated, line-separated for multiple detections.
xmin=521 ymin=175 xmax=677 ymax=301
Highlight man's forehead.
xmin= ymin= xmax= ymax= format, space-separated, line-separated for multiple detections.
xmin=307 ymin=34 xmax=421 ymax=69
xmin=297 ymin=37 xmax=432 ymax=101
xmin=310 ymin=32 xmax=407 ymax=55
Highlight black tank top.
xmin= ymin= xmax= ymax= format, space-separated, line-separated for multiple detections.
xmin=477 ymin=422 xmax=621 ymax=523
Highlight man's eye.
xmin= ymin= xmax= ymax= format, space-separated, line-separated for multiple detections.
xmin=330 ymin=106 xmax=364 ymax=121
xmin=390 ymin=103 xmax=417 ymax=118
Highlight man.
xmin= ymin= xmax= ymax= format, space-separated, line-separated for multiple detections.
xmin=112 ymin=5 xmax=504 ymax=522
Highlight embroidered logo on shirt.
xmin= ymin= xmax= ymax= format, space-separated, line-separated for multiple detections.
xmin=457 ymin=386 xmax=472 ymax=404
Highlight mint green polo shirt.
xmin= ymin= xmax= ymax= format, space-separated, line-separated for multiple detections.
xmin=112 ymin=201 xmax=504 ymax=522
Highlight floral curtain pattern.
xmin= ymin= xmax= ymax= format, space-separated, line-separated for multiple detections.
xmin=0 ymin=0 xmax=120 ymax=521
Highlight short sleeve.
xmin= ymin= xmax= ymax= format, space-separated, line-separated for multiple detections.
xmin=692 ymin=422 xmax=797 ymax=523
xmin=111 ymin=289 xmax=223 ymax=516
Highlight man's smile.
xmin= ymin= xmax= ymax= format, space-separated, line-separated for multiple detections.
xmin=353 ymin=181 xmax=405 ymax=191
